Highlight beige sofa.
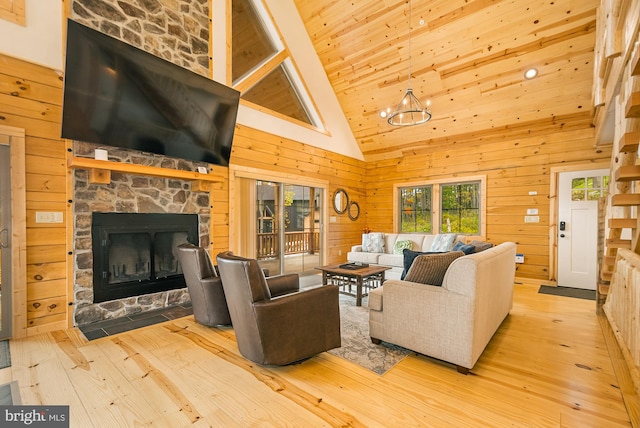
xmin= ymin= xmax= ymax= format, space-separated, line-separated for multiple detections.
xmin=347 ymin=233 xmax=457 ymax=280
xmin=368 ymin=242 xmax=517 ymax=373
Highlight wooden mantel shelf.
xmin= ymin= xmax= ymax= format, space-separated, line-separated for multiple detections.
xmin=68 ymin=156 xmax=220 ymax=191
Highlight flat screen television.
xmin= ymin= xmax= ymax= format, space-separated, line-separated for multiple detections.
xmin=61 ymin=19 xmax=240 ymax=166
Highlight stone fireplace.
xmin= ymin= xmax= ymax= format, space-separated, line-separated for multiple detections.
xmin=72 ymin=141 xmax=211 ymax=326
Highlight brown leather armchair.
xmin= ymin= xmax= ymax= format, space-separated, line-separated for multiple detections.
xmin=177 ymin=243 xmax=231 ymax=326
xmin=216 ymin=251 xmax=341 ymax=365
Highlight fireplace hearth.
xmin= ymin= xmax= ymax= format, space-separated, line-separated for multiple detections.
xmin=91 ymin=212 xmax=198 ymax=303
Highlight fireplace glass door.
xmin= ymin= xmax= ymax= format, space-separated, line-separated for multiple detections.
xmin=92 ymin=213 xmax=198 ymax=302
xmin=106 ymin=231 xmax=188 ymax=285
xmin=108 ymin=232 xmax=152 ymax=284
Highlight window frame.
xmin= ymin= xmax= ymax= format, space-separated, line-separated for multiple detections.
xmin=393 ymin=175 xmax=487 ymax=236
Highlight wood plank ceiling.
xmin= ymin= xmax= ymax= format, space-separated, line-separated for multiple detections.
xmin=292 ymin=0 xmax=598 ymax=159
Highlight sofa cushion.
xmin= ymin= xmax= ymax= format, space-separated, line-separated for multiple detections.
xmin=404 ymin=251 xmax=465 ymax=286
xmin=429 ymin=233 xmax=457 ymax=252
xmin=378 ymin=253 xmax=404 ymax=267
xmin=393 ymin=239 xmax=413 ymax=254
xmin=469 ymin=240 xmax=493 ymax=252
xmin=401 ymin=249 xmax=441 ymax=280
xmin=383 ymin=234 xmax=399 ymax=254
xmin=348 ymin=251 xmax=382 ymax=264
xmin=452 ymin=241 xmax=475 ymax=255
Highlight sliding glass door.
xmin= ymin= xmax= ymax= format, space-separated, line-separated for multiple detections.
xmin=255 ymin=181 xmax=322 ymax=276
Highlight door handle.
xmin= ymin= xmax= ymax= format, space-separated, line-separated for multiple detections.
xmin=560 ymin=234 xmax=565 ymax=238
xmin=0 ymin=228 xmax=8 ymax=248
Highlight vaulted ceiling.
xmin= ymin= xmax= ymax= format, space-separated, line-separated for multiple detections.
xmin=293 ymin=0 xmax=598 ymax=159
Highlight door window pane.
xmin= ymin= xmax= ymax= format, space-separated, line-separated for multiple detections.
xmin=571 ymin=177 xmax=585 ymax=201
xmin=571 ymin=176 xmax=609 ymax=201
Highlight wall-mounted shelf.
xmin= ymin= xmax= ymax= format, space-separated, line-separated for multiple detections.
xmin=67 ymin=156 xmax=220 ymax=191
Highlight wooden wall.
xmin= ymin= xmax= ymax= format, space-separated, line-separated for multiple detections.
xmin=0 ymin=53 xmax=68 ymax=336
xmin=0 ymin=53 xmax=368 ymax=336
xmin=364 ymin=113 xmax=612 ymax=280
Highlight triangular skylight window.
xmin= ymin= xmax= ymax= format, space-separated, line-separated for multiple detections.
xmin=232 ymin=0 xmax=322 ymax=129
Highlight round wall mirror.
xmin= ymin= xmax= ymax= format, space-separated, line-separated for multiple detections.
xmin=333 ymin=189 xmax=349 ymax=214
xmin=348 ymin=201 xmax=360 ymax=221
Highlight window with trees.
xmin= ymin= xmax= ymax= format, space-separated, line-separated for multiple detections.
xmin=440 ymin=182 xmax=480 ymax=234
xmin=397 ymin=177 xmax=484 ymax=235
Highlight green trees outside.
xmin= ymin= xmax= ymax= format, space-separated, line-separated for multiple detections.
xmin=400 ymin=182 xmax=480 ymax=234
xmin=401 ymin=187 xmax=432 ymax=232
xmin=440 ymin=182 xmax=480 ymax=234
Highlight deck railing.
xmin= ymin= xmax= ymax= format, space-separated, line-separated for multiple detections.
xmin=257 ymin=231 xmax=320 ymax=259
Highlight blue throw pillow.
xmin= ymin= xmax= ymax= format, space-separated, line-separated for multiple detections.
xmin=401 ymin=249 xmax=441 ymax=280
xmin=452 ymin=241 xmax=475 ymax=255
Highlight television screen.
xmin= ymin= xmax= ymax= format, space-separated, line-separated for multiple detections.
xmin=61 ymin=19 xmax=240 ymax=166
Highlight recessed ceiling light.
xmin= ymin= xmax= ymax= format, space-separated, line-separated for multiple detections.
xmin=524 ymin=68 xmax=538 ymax=79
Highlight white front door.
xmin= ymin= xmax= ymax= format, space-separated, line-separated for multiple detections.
xmin=557 ymin=169 xmax=609 ymax=290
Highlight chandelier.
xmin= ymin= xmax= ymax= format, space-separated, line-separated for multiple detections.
xmin=380 ymin=0 xmax=431 ymax=126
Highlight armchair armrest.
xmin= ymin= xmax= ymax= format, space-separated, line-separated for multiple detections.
xmin=266 ymin=273 xmax=300 ymax=297
xmin=350 ymin=245 xmax=363 ymax=252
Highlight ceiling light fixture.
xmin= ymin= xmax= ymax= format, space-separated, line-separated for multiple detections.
xmin=524 ymin=68 xmax=538 ymax=79
xmin=380 ymin=0 xmax=431 ymax=126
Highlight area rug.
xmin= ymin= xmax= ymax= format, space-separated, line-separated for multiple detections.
xmin=538 ymin=285 xmax=596 ymax=301
xmin=0 ymin=340 xmax=10 ymax=369
xmin=328 ymin=295 xmax=411 ymax=375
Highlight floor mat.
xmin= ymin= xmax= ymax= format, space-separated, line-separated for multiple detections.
xmin=538 ymin=285 xmax=596 ymax=301
xmin=0 ymin=340 xmax=10 ymax=369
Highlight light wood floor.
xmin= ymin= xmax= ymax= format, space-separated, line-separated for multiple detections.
xmin=0 ymin=280 xmax=633 ymax=427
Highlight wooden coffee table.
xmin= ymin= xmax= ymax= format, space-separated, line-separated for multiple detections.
xmin=316 ymin=264 xmax=391 ymax=306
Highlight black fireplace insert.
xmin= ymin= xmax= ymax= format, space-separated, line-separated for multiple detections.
xmin=91 ymin=212 xmax=199 ymax=303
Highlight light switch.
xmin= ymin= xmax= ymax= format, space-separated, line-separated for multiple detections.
xmin=35 ymin=211 xmax=63 ymax=223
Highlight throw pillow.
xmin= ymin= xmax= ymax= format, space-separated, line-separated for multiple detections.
xmin=393 ymin=239 xmax=413 ymax=254
xmin=362 ymin=233 xmax=371 ymax=253
xmin=429 ymin=233 xmax=457 ymax=252
xmin=367 ymin=232 xmax=385 ymax=253
xmin=452 ymin=241 xmax=475 ymax=255
xmin=469 ymin=240 xmax=493 ymax=252
xmin=401 ymin=249 xmax=441 ymax=280
xmin=404 ymin=251 xmax=465 ymax=286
